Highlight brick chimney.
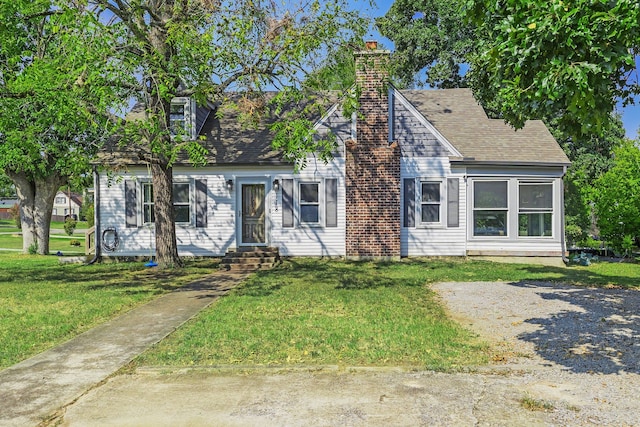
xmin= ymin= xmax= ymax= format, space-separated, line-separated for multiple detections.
xmin=345 ymin=43 xmax=401 ymax=259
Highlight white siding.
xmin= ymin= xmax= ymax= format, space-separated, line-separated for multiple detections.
xmin=270 ymin=156 xmax=346 ymax=256
xmin=97 ymin=156 xmax=346 ymax=257
xmin=401 ymin=157 xmax=467 ymax=256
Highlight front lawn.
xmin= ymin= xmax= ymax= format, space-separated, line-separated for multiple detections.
xmin=0 ymin=234 xmax=86 ymax=255
xmin=138 ymin=257 xmax=640 ymax=370
xmin=0 ymin=255 xmax=219 ymax=369
xmin=3 ymin=255 xmax=639 ymax=372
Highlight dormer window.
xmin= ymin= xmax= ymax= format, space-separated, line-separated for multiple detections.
xmin=169 ymin=97 xmax=196 ymax=140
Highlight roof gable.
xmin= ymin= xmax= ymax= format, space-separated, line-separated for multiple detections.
xmin=391 ymin=88 xmax=462 ymax=158
xmin=400 ymin=88 xmax=570 ymax=165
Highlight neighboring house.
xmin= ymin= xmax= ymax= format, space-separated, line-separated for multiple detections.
xmin=0 ymin=198 xmax=18 ymax=220
xmin=52 ymin=191 xmax=82 ymax=220
xmin=95 ymin=45 xmax=570 ymax=261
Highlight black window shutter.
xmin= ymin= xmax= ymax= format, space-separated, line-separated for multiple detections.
xmin=195 ymin=179 xmax=207 ymax=228
xmin=325 ymin=178 xmax=338 ymax=227
xmin=447 ymin=178 xmax=460 ymax=228
xmin=282 ymin=179 xmax=294 ymax=228
xmin=125 ymin=180 xmax=137 ymax=228
xmin=403 ymin=178 xmax=415 ymax=228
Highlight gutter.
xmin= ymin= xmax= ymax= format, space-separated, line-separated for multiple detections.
xmin=449 ymin=159 xmax=572 ymax=168
xmin=560 ymin=165 xmax=569 ymax=264
xmin=87 ymin=166 xmax=101 ymax=265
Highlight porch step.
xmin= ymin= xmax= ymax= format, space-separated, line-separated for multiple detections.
xmin=220 ymin=247 xmax=280 ymax=272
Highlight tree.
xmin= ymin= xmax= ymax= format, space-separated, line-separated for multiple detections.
xmin=88 ymin=0 xmax=366 ymax=268
xmin=593 ymin=139 xmax=640 ymax=252
xmin=466 ymin=0 xmax=640 ymax=138
xmin=376 ymin=0 xmax=476 ymax=89
xmin=0 ymin=1 xmax=116 ymax=254
xmin=551 ymin=115 xmax=625 ymax=245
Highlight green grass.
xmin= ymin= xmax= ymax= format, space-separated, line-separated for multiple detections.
xmin=0 ymin=234 xmax=86 ymax=254
xmin=137 ymin=257 xmax=640 ymax=370
xmin=0 ymin=255 xmax=219 ymax=369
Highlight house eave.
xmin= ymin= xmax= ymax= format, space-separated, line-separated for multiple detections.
xmin=449 ymin=158 xmax=571 ymax=168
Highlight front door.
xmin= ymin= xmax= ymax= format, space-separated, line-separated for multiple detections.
xmin=240 ymin=183 xmax=266 ymax=245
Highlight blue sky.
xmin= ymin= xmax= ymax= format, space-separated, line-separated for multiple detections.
xmin=362 ymin=0 xmax=640 ymax=139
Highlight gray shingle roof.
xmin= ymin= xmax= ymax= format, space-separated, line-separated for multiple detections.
xmin=99 ymin=88 xmax=569 ymax=167
xmin=401 ymin=88 xmax=570 ymax=165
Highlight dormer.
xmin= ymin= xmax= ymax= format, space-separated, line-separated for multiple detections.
xmin=170 ymin=97 xmax=198 ymax=140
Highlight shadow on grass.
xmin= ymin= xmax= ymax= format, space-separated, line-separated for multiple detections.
xmin=0 ymin=258 xmax=220 ymax=296
xmin=232 ymin=257 xmax=640 ymax=298
xmin=506 ymin=280 xmax=640 ymax=375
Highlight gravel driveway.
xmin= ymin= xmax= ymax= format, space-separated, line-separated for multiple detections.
xmin=432 ymin=281 xmax=640 ymax=426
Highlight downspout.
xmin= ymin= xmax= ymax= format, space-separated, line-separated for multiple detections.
xmin=560 ymin=165 xmax=569 ymax=264
xmin=88 ymin=166 xmax=101 ymax=264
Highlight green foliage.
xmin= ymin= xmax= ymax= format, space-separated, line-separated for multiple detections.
xmin=593 ymin=140 xmax=640 ymax=251
xmin=0 ymin=173 xmax=16 ymax=197
xmin=466 ymin=0 xmax=640 ymax=138
xmin=377 ymin=0 xmax=476 ymax=88
xmin=27 ymin=241 xmax=38 ymax=255
xmin=84 ymin=203 xmax=95 ymax=228
xmin=64 ymin=218 xmax=77 ymax=236
xmin=554 ymin=115 xmax=625 ymax=244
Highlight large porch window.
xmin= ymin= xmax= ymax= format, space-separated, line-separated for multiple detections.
xmin=518 ymin=183 xmax=553 ymax=237
xmin=473 ymin=181 xmax=508 ymax=236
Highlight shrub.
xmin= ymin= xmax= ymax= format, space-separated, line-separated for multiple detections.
xmin=8 ymin=203 xmax=20 ymax=229
xmin=64 ymin=218 xmax=77 ymax=236
xmin=69 ymin=239 xmax=81 ymax=247
xmin=28 ymin=241 xmax=38 ymax=255
xmin=85 ymin=203 xmax=94 ymax=228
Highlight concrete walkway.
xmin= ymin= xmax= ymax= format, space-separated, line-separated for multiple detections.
xmin=0 ymin=270 xmax=247 ymax=427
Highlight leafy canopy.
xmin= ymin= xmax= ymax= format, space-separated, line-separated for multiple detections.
xmin=466 ymin=0 xmax=640 ymax=137
xmin=0 ymin=0 xmax=117 ymax=181
xmin=376 ymin=0 xmax=475 ymax=89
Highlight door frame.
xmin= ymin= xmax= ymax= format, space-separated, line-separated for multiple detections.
xmin=236 ymin=177 xmax=270 ymax=247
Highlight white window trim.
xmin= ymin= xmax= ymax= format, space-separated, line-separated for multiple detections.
xmin=517 ymin=180 xmax=554 ymax=239
xmin=471 ymin=179 xmax=509 ymax=238
xmin=297 ymin=180 xmax=323 ymax=227
xmin=418 ymin=179 xmax=445 ymax=228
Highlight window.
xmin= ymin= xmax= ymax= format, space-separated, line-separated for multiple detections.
xmin=169 ymin=97 xmax=195 ymax=139
xmin=172 ymin=183 xmax=191 ymax=223
xmin=420 ymin=181 xmax=441 ymax=223
xmin=55 ymin=196 xmax=66 ymax=204
xmin=142 ymin=182 xmax=191 ymax=225
xmin=473 ymin=181 xmax=508 ymax=236
xmin=169 ymin=102 xmax=186 ymax=136
xmin=519 ymin=183 xmax=553 ymax=237
xmin=142 ymin=182 xmax=155 ymax=224
xmin=299 ymin=182 xmax=319 ymax=224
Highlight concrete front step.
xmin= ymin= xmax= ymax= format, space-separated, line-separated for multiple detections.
xmin=221 ymin=256 xmax=277 ymax=265
xmin=220 ymin=262 xmax=277 ymax=272
xmin=220 ymin=247 xmax=280 ymax=271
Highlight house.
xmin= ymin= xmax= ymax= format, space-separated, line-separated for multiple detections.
xmin=0 ymin=198 xmax=18 ymax=220
xmin=52 ymin=191 xmax=82 ymax=221
xmin=94 ymin=45 xmax=570 ymax=262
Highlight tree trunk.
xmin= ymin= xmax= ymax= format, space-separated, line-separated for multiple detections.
xmin=7 ymin=170 xmax=65 ymax=254
xmin=151 ymin=162 xmax=182 ymax=268
xmin=9 ymin=171 xmax=37 ymax=253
